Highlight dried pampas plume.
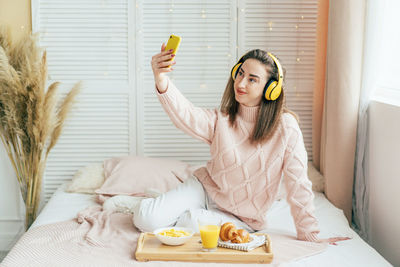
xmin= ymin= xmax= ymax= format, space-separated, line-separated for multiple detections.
xmin=0 ymin=26 xmax=81 ymax=229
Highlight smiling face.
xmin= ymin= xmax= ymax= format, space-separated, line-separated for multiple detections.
xmin=234 ymin=58 xmax=270 ymax=107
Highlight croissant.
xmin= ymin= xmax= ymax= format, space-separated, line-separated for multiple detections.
xmin=220 ymin=222 xmax=237 ymax=241
xmin=231 ymin=229 xmax=250 ymax=243
xmin=219 ymin=222 xmax=250 ymax=243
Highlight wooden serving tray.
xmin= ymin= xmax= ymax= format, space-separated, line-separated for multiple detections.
xmin=135 ymin=233 xmax=273 ymax=264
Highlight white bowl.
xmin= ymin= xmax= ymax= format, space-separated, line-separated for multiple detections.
xmin=153 ymin=227 xmax=194 ymax=246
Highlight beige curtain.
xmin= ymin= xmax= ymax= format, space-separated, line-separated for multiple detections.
xmin=320 ymin=0 xmax=366 ymax=223
xmin=312 ymin=0 xmax=329 ymax=168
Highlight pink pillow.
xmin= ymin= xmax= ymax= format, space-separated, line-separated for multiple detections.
xmin=95 ymin=156 xmax=194 ymax=197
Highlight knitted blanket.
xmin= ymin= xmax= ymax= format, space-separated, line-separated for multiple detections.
xmin=1 ymin=206 xmax=327 ymax=267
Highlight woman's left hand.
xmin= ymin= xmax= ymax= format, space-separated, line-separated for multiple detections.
xmin=317 ymin=236 xmax=351 ymax=245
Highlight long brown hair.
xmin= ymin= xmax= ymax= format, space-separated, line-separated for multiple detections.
xmin=220 ymin=49 xmax=297 ymax=144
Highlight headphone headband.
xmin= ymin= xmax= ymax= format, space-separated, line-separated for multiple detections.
xmin=231 ymin=51 xmax=283 ymax=101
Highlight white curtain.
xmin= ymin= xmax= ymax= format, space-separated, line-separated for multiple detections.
xmin=352 ymin=0 xmax=385 ymax=242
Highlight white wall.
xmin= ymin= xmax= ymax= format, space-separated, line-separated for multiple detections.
xmin=368 ymin=100 xmax=400 ymax=267
xmin=0 ymin=145 xmax=24 ymax=251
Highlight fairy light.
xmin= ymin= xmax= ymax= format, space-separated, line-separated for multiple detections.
xmin=201 ymin=9 xmax=206 ymax=19
xmin=268 ymin=21 xmax=273 ymax=31
xmin=294 ymin=85 xmax=300 ymax=97
xmin=20 ymin=26 xmax=25 ymax=30
xmin=292 ymin=13 xmax=303 ymax=98
xmin=136 ymin=3 xmax=138 ymax=8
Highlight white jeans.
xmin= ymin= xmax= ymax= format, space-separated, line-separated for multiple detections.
xmin=132 ymin=176 xmax=253 ymax=233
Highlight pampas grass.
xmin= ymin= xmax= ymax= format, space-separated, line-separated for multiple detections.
xmin=0 ymin=27 xmax=81 ymax=229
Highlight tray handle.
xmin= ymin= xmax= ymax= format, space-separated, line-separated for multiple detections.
xmin=135 ymin=233 xmax=146 ymax=259
xmin=265 ymin=234 xmax=272 ymax=254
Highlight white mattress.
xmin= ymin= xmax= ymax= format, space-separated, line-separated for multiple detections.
xmin=31 ymin=183 xmax=392 ymax=267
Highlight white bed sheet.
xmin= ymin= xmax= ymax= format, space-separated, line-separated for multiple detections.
xmin=31 ymin=183 xmax=392 ymax=267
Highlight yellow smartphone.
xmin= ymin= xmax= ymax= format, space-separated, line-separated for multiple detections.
xmin=165 ymin=34 xmax=181 ymax=64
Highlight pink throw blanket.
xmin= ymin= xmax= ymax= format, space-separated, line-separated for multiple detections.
xmin=1 ymin=206 xmax=327 ymax=267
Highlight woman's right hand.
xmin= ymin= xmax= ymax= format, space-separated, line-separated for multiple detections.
xmin=151 ymin=43 xmax=176 ymax=93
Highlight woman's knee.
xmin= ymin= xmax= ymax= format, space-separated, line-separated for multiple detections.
xmin=132 ymin=198 xmax=169 ymax=232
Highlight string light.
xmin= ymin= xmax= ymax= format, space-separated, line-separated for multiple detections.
xmin=201 ymin=9 xmax=206 ymax=19
xmin=268 ymin=21 xmax=273 ymax=31
xmin=20 ymin=26 xmax=25 ymax=30
xmin=294 ymin=85 xmax=300 ymax=97
xmin=136 ymin=3 xmax=138 ymax=8
xmin=295 ymin=24 xmax=299 ymax=29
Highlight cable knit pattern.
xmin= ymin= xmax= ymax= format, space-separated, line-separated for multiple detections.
xmin=156 ymin=79 xmax=320 ymax=242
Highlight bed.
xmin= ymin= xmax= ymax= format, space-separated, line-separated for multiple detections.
xmin=1 ymin=181 xmax=391 ymax=267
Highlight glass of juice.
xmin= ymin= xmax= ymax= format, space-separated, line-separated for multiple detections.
xmin=198 ymin=217 xmax=222 ymax=252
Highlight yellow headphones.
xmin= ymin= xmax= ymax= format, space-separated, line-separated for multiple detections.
xmin=231 ymin=52 xmax=283 ymax=101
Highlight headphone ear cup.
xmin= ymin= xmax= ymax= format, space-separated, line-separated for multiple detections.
xmin=264 ymin=79 xmax=278 ymax=101
xmin=231 ymin=63 xmax=242 ymax=81
xmin=269 ymin=82 xmax=282 ymax=101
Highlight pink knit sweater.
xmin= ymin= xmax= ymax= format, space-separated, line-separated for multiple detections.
xmin=156 ymin=79 xmax=320 ymax=242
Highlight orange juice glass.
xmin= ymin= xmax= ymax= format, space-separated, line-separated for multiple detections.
xmin=198 ymin=218 xmax=222 ymax=252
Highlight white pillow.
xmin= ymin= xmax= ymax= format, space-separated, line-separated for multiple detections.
xmin=66 ymin=163 xmax=105 ymax=194
xmin=275 ymin=162 xmax=325 ymax=200
xmin=66 ymin=159 xmax=202 ymax=195
xmin=308 ymin=162 xmax=325 ymax=193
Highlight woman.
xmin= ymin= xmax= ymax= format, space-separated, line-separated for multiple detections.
xmin=119 ymin=44 xmax=348 ymax=244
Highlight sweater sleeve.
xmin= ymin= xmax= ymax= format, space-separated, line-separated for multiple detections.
xmin=155 ymin=78 xmax=218 ymax=145
xmin=282 ymin=117 xmax=320 ymax=242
